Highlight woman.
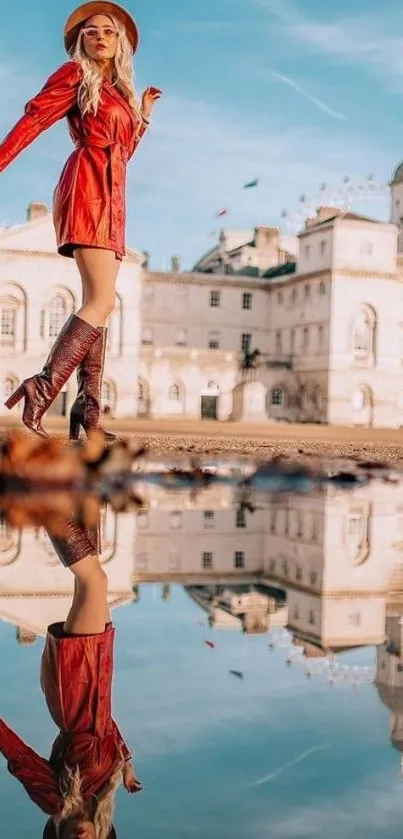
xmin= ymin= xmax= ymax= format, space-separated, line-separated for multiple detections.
xmin=0 ymin=515 xmax=141 ymax=839
xmin=1 ymin=1 xmax=161 ymax=440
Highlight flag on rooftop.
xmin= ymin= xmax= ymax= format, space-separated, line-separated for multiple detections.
xmin=216 ymin=208 xmax=228 ymax=217
xmin=243 ymin=178 xmax=259 ymax=189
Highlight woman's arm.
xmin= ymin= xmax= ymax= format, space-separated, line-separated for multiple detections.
xmin=0 ymin=61 xmax=81 ymax=174
xmin=0 ymin=718 xmax=59 ymax=814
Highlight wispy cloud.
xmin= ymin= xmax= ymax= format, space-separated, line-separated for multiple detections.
xmin=126 ymin=91 xmax=389 ymax=267
xmin=253 ymin=1 xmax=403 ymax=84
xmin=271 ymin=71 xmax=348 ymax=120
xmin=250 ymin=743 xmax=328 ymax=786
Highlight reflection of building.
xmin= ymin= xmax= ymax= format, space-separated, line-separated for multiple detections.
xmin=0 ymin=508 xmax=136 ymax=641
xmin=131 ymin=479 xmax=403 ymax=652
xmin=376 ymin=610 xmax=403 ymax=769
xmin=2 ymin=480 xmax=403 ymax=650
xmin=4 ymin=165 xmax=403 ymax=425
xmin=186 ymin=584 xmax=288 ymax=635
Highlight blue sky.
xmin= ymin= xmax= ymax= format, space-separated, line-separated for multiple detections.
xmin=1 ymin=585 xmax=403 ymax=838
xmin=1 ymin=0 xmax=403 ymax=269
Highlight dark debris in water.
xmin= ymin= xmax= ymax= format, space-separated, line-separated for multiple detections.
xmin=0 ymin=431 xmax=402 ymax=533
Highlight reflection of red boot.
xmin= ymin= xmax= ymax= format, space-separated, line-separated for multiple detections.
xmin=47 ymin=517 xmax=100 ymax=567
xmin=69 ymin=327 xmax=116 ymax=442
xmin=4 ymin=315 xmax=99 ymax=438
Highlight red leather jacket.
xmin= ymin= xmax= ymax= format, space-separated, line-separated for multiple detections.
xmin=0 ymin=623 xmax=131 ymax=813
xmin=0 ymin=61 xmax=149 ymax=258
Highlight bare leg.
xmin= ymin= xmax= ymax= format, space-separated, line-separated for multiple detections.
xmin=64 ymin=554 xmax=111 ymax=635
xmin=73 ymin=248 xmax=121 ymax=328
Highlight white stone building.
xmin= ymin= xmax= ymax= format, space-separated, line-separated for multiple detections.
xmin=0 ymin=202 xmax=142 ymax=418
xmin=3 ymin=162 xmax=403 ymax=425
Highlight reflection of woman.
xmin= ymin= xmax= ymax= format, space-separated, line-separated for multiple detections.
xmin=0 ymin=517 xmax=142 ymax=838
xmin=1 ymin=0 xmax=161 ymax=440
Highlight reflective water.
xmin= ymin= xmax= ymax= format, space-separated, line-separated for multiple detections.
xmin=2 ymin=475 xmax=403 ymax=837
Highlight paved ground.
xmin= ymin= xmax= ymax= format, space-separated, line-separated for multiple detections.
xmin=1 ymin=415 xmax=403 ymax=467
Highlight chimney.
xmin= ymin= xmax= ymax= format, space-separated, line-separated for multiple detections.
xmin=305 ymin=206 xmax=340 ymax=229
xmin=26 ymin=201 xmax=48 ymax=222
xmin=16 ymin=627 xmax=38 ymax=646
xmin=253 ymin=225 xmax=279 ymax=251
xmin=171 ymin=255 xmax=181 ymax=273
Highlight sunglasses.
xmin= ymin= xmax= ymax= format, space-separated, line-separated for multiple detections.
xmin=82 ymin=26 xmax=118 ymax=39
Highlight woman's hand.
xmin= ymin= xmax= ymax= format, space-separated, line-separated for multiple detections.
xmin=123 ymin=762 xmax=144 ymax=794
xmin=141 ymin=86 xmax=162 ymax=121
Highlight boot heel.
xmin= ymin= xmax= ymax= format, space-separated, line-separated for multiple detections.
xmin=5 ymin=384 xmax=25 ymax=410
xmin=69 ymin=414 xmax=82 ymax=441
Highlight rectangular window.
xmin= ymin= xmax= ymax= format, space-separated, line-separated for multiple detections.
xmin=141 ymin=328 xmax=153 ymax=345
xmin=170 ymin=511 xmax=182 ymax=530
xmin=169 ymin=550 xmax=181 ymax=571
xmin=208 ymin=332 xmax=220 ymax=349
xmin=137 ymin=511 xmax=149 ymax=529
xmin=203 ymin=510 xmax=215 ymax=528
xmin=276 ymin=331 xmax=282 ymax=354
xmin=143 ymin=285 xmax=155 ymax=306
xmin=234 ymin=550 xmax=245 ymax=568
xmin=136 ymin=551 xmax=148 ymax=570
xmin=210 ymin=290 xmax=221 ymax=307
xmin=0 ymin=307 xmax=16 ymax=346
xmin=241 ymin=332 xmax=252 ymax=353
xmin=242 ymin=292 xmax=252 ymax=310
xmin=202 ymin=551 xmax=213 ymax=569
xmin=236 ymin=507 xmax=246 ymax=528
xmin=320 ymin=240 xmax=327 ymax=256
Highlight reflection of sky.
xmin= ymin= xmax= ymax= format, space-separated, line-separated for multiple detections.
xmin=0 ymin=585 xmax=402 ymax=838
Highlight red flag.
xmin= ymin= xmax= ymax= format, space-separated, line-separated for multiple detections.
xmin=216 ymin=208 xmax=228 ymax=217
xmin=204 ymin=640 xmax=216 ymax=649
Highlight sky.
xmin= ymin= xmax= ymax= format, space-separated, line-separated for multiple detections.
xmin=1 ymin=584 xmax=403 ymax=838
xmin=1 ymin=0 xmax=403 ymax=269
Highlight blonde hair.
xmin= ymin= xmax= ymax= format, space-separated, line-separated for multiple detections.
xmin=71 ymin=14 xmax=141 ymax=118
xmin=54 ymin=761 xmax=124 ymax=839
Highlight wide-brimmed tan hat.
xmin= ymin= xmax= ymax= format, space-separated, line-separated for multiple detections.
xmin=43 ymin=818 xmax=117 ymax=838
xmin=64 ymin=0 xmax=139 ymax=54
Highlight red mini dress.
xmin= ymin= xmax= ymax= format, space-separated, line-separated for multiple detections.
xmin=0 ymin=61 xmax=149 ymax=260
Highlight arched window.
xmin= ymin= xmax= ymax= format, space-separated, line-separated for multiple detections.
xmin=175 ymin=328 xmax=187 ymax=347
xmin=0 ymin=519 xmax=13 ymax=552
xmin=0 ymin=517 xmax=20 ymax=565
xmin=41 ymin=290 xmax=75 ymax=342
xmin=3 ymin=374 xmax=19 ymax=404
xmin=275 ymin=331 xmax=282 ymax=354
xmin=137 ymin=379 xmax=149 ymax=416
xmin=168 ymin=383 xmax=180 ymax=401
xmin=271 ymin=386 xmax=284 ymax=407
xmin=100 ymin=507 xmax=117 ymax=563
xmin=318 ymin=325 xmax=324 ymax=352
xmin=107 ymin=293 xmax=123 ymax=357
xmin=300 ymin=385 xmax=308 ymax=411
xmin=48 ymin=294 xmax=67 ymax=338
xmin=0 ymin=283 xmax=28 ymax=352
xmin=352 ymin=305 xmax=376 ymax=362
xmin=346 ymin=509 xmax=369 ymax=565
xmin=302 ymin=327 xmax=309 ymax=353
xmin=142 ymin=327 xmax=153 ymax=345
xmin=313 ymin=385 xmax=323 ymax=410
xmin=102 ymin=380 xmax=116 ymax=411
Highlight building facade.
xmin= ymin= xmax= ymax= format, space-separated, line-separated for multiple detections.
xmin=2 ymin=163 xmax=403 ymax=426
